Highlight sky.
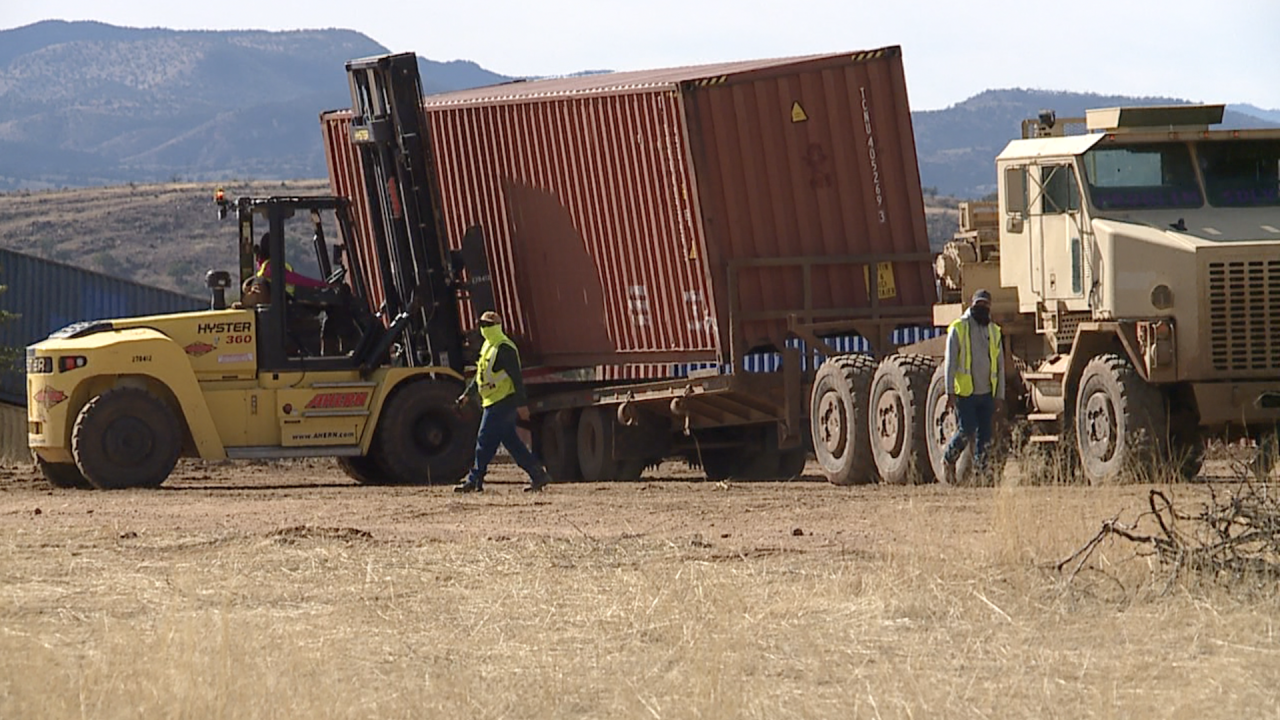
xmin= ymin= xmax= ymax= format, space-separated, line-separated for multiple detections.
xmin=2 ymin=0 xmax=1278 ymax=111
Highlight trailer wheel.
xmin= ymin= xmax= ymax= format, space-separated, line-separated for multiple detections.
xmin=72 ymin=387 xmax=182 ymax=490
xmin=810 ymin=354 xmax=878 ymax=485
xmin=36 ymin=457 xmax=91 ymax=489
xmin=925 ymin=363 xmax=974 ymax=484
xmin=777 ymin=446 xmax=809 ymax=479
xmin=577 ymin=407 xmax=644 ymax=481
xmin=537 ymin=411 xmax=582 ymax=482
xmin=372 ymin=379 xmax=478 ymax=485
xmin=869 ymin=355 xmax=937 ymax=485
xmin=337 ymin=455 xmax=386 ymax=484
xmin=1074 ymin=354 xmax=1166 ymax=484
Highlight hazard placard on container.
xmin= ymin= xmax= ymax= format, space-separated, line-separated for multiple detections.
xmin=863 ymin=262 xmax=897 ymax=300
xmin=791 ymin=102 xmax=808 ymax=123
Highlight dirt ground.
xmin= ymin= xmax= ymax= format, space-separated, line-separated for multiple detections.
xmin=0 ymin=458 xmax=1138 ymax=552
xmin=3 ymin=458 xmax=1280 ymax=719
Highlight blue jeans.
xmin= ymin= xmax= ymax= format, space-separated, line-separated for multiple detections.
xmin=944 ymin=393 xmax=995 ymax=467
xmin=467 ymin=401 xmax=548 ymax=486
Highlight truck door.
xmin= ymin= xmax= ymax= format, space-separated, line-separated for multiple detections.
xmin=1033 ymin=163 xmax=1087 ymax=302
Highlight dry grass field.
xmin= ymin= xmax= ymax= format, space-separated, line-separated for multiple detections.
xmin=1 ymin=459 xmax=1278 ymax=719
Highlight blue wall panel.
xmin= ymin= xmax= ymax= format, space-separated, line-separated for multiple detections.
xmin=0 ymin=248 xmax=204 ymax=405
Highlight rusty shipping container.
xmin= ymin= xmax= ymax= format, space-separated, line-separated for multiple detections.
xmin=321 ymin=46 xmax=934 ymax=370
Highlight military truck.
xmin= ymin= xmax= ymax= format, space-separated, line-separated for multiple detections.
xmin=828 ymin=104 xmax=1280 ymax=485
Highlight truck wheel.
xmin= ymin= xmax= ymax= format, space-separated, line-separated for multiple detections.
xmin=577 ymin=407 xmax=642 ymax=481
xmin=700 ymin=435 xmax=781 ymax=480
xmin=925 ymin=363 xmax=974 ymax=484
xmin=810 ymin=354 xmax=878 ymax=485
xmin=1074 ymin=354 xmax=1166 ymax=484
xmin=36 ymin=457 xmax=91 ymax=489
xmin=337 ymin=455 xmax=385 ymax=484
xmin=870 ymin=355 xmax=937 ymax=485
xmin=537 ymin=411 xmax=581 ymax=482
xmin=776 ymin=447 xmax=809 ymax=479
xmin=373 ymin=379 xmax=478 ymax=485
xmin=72 ymin=387 xmax=182 ymax=490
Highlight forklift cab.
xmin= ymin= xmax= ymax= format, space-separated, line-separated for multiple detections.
xmin=219 ymin=194 xmax=376 ymax=372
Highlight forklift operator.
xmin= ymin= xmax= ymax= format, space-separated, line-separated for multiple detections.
xmin=242 ymin=233 xmax=353 ymax=357
xmin=254 ymin=233 xmax=328 ymax=296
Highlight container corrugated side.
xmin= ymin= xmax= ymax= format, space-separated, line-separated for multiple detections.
xmin=681 ymin=47 xmax=935 ymax=352
xmin=425 ymin=92 xmax=720 ymax=367
xmin=0 ymin=249 xmax=204 ymax=404
xmin=320 ymin=112 xmax=389 ymax=321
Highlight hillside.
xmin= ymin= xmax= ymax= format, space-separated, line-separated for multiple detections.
xmin=914 ymin=89 xmax=1280 ymax=197
xmin=0 ymin=21 xmax=510 ymax=190
xmin=1 ymin=21 xmax=1277 ymax=198
xmin=0 ymin=180 xmax=329 ymax=297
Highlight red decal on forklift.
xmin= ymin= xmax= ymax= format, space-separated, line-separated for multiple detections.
xmin=34 ymin=387 xmax=67 ymax=408
xmin=305 ymin=392 xmax=369 ymax=410
xmin=184 ymin=341 xmax=216 ymax=357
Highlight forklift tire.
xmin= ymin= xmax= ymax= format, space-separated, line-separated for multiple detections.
xmin=36 ymin=457 xmax=92 ymax=490
xmin=337 ymin=455 xmax=386 ymax=485
xmin=372 ymin=379 xmax=478 ymax=485
xmin=72 ymin=387 xmax=182 ymax=490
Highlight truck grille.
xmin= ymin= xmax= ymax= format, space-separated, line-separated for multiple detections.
xmin=1207 ymin=260 xmax=1280 ymax=371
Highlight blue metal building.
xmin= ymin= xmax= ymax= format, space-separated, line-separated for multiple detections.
xmin=0 ymin=248 xmax=205 ymax=405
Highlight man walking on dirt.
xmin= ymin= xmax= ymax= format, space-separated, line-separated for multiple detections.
xmin=942 ymin=289 xmax=1004 ymax=482
xmin=454 ymin=311 xmax=552 ymax=493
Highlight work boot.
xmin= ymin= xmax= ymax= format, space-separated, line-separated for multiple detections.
xmin=524 ymin=471 xmax=551 ymax=493
xmin=454 ymin=479 xmax=483 ymax=493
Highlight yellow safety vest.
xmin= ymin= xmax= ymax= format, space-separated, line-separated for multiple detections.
xmin=256 ymin=260 xmax=296 ymax=296
xmin=949 ymin=317 xmax=1002 ymax=397
xmin=476 ymin=336 xmax=518 ymax=407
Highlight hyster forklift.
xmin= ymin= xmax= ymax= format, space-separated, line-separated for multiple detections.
xmin=26 ymin=54 xmax=490 ymax=489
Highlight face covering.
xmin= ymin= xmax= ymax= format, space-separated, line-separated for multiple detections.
xmin=970 ymin=305 xmax=991 ymax=326
xmin=480 ymin=324 xmax=505 ymax=344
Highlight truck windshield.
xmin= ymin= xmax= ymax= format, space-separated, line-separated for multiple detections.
xmin=1082 ymin=142 xmax=1202 ymax=210
xmin=1198 ymin=139 xmax=1280 ymax=207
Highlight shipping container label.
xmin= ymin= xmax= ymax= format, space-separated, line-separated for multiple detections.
xmin=863 ymin=263 xmax=898 ymax=300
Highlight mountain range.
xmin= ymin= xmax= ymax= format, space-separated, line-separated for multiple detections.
xmin=1 ymin=20 xmax=1277 ymax=197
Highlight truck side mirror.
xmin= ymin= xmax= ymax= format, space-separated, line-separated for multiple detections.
xmin=1003 ymin=166 xmax=1028 ymax=233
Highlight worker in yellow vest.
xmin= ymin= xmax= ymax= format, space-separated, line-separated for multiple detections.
xmin=453 ymin=311 xmax=552 ymax=493
xmin=254 ymin=233 xmax=328 ymax=296
xmin=942 ymin=289 xmax=1005 ymax=483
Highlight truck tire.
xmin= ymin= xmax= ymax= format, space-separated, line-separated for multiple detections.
xmin=36 ymin=457 xmax=91 ymax=489
xmin=810 ymin=354 xmax=878 ymax=485
xmin=372 ymin=379 xmax=478 ymax=485
xmin=1170 ymin=421 xmax=1204 ymax=481
xmin=337 ymin=455 xmax=386 ymax=484
xmin=700 ymin=432 xmax=784 ymax=480
xmin=869 ymin=354 xmax=938 ymax=485
xmin=925 ymin=363 xmax=974 ymax=484
xmin=1074 ymin=354 xmax=1167 ymax=484
xmin=777 ymin=446 xmax=809 ymax=479
xmin=72 ymin=387 xmax=182 ymax=490
xmin=537 ymin=411 xmax=582 ymax=482
xmin=577 ymin=407 xmax=643 ymax=481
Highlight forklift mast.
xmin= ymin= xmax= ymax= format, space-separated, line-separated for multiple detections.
xmin=344 ymin=53 xmax=466 ymax=373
